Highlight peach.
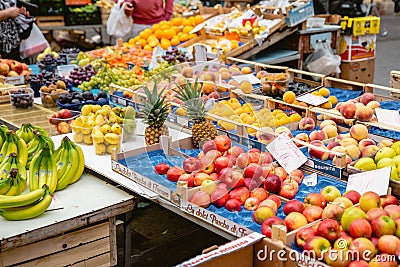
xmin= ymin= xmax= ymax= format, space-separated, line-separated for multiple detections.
xmin=355 ymin=106 xmax=374 ymax=122
xmin=377 ymin=139 xmax=393 ymax=149
xmin=327 ymin=141 xmax=341 ymax=150
xmin=361 ymin=145 xmax=379 ymax=158
xmin=202 ymin=82 xmax=215 ymax=95
xmin=241 ymin=66 xmax=252 ymax=74
xmin=360 ymin=92 xmax=376 ymax=105
xmin=299 ymin=117 xmax=315 ymax=131
xmin=335 ymin=102 xmax=345 ymax=112
xmin=275 ymin=126 xmax=293 ymax=138
xmin=220 ymin=71 xmax=231 ymax=81
xmin=294 ymin=133 xmax=310 ymax=147
xmin=239 ymin=80 xmax=253 ymax=94
xmin=340 ymin=102 xmax=357 ymax=119
xmin=358 ymin=138 xmax=376 ymax=151
xmin=355 ymin=102 xmax=365 ymax=109
xmin=309 ymin=130 xmax=328 ymax=141
xmin=204 ymin=71 xmax=216 ymax=82
xmin=370 ymin=114 xmax=378 ymax=122
xmin=256 ymin=70 xmax=268 ymax=79
xmin=181 ymin=66 xmax=194 ymax=78
xmin=346 ymin=144 xmax=361 ymax=160
xmin=320 ymin=120 xmax=336 ymax=130
xmin=322 ymin=125 xmax=338 ymax=138
xmin=333 ymin=155 xmax=352 ymax=167
xmin=329 ymin=146 xmax=347 ymax=160
xmin=175 ymin=76 xmax=187 ymax=86
xmin=228 ymin=79 xmax=239 ymax=87
xmin=340 ymin=137 xmax=359 ymax=147
xmin=308 ymin=140 xmax=329 ymax=161
xmin=366 ymin=101 xmax=380 ymax=110
xmin=218 ymin=67 xmax=229 ymax=74
xmin=350 ymin=124 xmax=369 ymax=141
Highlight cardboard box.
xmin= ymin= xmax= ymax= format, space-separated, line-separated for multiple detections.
xmin=340 ymin=35 xmax=376 ymax=62
xmin=340 ymin=58 xmax=375 ymax=84
xmin=340 ymin=16 xmax=380 ymax=36
xmin=390 ymin=70 xmax=400 ymax=89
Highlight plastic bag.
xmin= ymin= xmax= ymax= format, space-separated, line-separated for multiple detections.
xmin=106 ymin=0 xmax=133 ymax=38
xmin=19 ymin=23 xmax=49 ymax=59
xmin=304 ymin=40 xmax=341 ymax=75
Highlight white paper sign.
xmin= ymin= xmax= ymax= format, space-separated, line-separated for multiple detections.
xmin=4 ymin=75 xmax=25 ymax=85
xmin=190 ymin=21 xmax=207 ymax=34
xmin=232 ymin=74 xmax=261 ymax=85
xmin=303 ymin=173 xmax=318 ymax=187
xmin=296 ymin=93 xmax=328 ymax=106
xmin=375 ymin=108 xmax=400 ymax=127
xmin=266 ymin=133 xmax=307 ymax=173
xmin=346 ymin=167 xmax=391 ymax=196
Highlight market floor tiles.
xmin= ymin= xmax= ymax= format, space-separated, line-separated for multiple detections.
xmin=117 ymin=201 xmax=228 ymax=266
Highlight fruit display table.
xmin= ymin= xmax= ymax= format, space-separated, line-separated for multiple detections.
xmin=0 ymin=173 xmax=135 ymax=266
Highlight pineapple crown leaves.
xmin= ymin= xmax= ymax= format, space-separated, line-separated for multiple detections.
xmin=173 ymin=78 xmax=202 ymax=101
xmin=141 ymin=82 xmax=170 ymax=126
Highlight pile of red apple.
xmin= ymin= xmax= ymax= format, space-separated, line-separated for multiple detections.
xmin=294 ymin=190 xmax=400 ymax=266
xmin=48 ymin=109 xmax=74 ymax=134
xmin=0 ymin=59 xmax=30 ymax=78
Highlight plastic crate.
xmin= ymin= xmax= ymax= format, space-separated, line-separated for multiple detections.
xmin=65 ymin=5 xmax=101 ymax=26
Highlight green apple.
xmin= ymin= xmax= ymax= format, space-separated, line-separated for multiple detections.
xmin=375 ymin=147 xmax=396 ymax=163
xmin=377 ymin=158 xmax=396 ymax=169
xmin=320 ymin=185 xmax=341 ymax=203
xmin=392 ymin=141 xmax=400 ymax=155
xmin=341 ymin=206 xmax=368 ymax=232
xmin=392 ymin=155 xmax=400 ymax=167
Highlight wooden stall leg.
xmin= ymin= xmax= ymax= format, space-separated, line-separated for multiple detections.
xmin=123 ymin=210 xmax=133 ymax=267
xmin=109 ymin=217 xmax=117 ymax=266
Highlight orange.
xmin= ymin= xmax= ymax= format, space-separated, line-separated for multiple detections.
xmin=155 ymin=30 xmax=164 ymax=39
xmin=171 ymin=17 xmax=183 ymax=26
xmin=189 ymin=33 xmax=197 ymax=39
xmin=143 ymin=44 xmax=152 ymax=51
xmin=183 ymin=26 xmax=194 ymax=34
xmin=139 ymin=28 xmax=152 ymax=40
xmin=151 ymin=24 xmax=161 ymax=32
xmin=160 ymin=39 xmax=171 ymax=50
xmin=179 ymin=33 xmax=189 ymax=42
xmin=189 ymin=16 xmax=196 ymax=26
xmin=164 ymin=29 xmax=175 ymax=40
xmin=182 ymin=18 xmax=192 ymax=26
xmin=138 ymin=38 xmax=146 ymax=48
xmin=194 ymin=15 xmax=205 ymax=25
xmin=171 ymin=38 xmax=180 ymax=46
xmin=282 ymin=91 xmax=296 ymax=104
xmin=148 ymin=38 xmax=159 ymax=47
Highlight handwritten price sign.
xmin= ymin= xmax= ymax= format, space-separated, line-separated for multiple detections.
xmin=266 ymin=133 xmax=307 ymax=173
xmin=346 ymin=167 xmax=391 ymax=196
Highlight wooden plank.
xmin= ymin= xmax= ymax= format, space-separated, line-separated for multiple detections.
xmin=1 ymin=199 xmax=135 ymax=252
xmin=71 ymin=252 xmax=111 ymax=267
xmin=109 ymin=217 xmax=117 ymax=266
xmin=15 ymin=237 xmax=110 ymax=267
xmin=1 ymin=222 xmax=110 ymax=266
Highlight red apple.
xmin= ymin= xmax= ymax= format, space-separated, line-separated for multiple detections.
xmin=267 ymin=195 xmax=281 ymax=208
xmin=324 ymin=248 xmax=352 ymax=267
xmin=194 ymin=172 xmax=211 ymax=186
xmin=178 ymin=173 xmax=195 ymax=187
xmin=244 ymin=163 xmax=263 ymax=180
xmin=381 ymin=195 xmax=398 ymax=207
xmin=250 ymin=188 xmax=268 ymax=202
xmin=217 ymin=182 xmax=229 ymax=191
xmin=383 ymin=204 xmax=400 ymax=219
xmin=289 ymin=169 xmax=304 ymax=183
xmin=320 ymin=185 xmax=342 ymax=203
xmin=252 ymin=206 xmax=275 ymax=224
xmin=341 ymin=206 xmax=368 ymax=232
xmin=371 ymin=236 xmax=379 ymax=250
xmin=227 ymin=146 xmax=244 ymax=158
xmin=395 ymin=217 xmax=400 ymax=238
xmin=189 ymin=191 xmax=211 ymax=208
xmin=282 ymin=178 xmax=299 ymax=191
xmin=214 ymin=135 xmax=231 ymax=152
xmin=244 ymin=178 xmax=251 ymax=189
xmin=283 ymin=199 xmax=304 ymax=215
xmin=371 ymin=215 xmax=396 ymax=237
xmin=303 ymin=236 xmax=331 ymax=259
xmin=304 ymin=193 xmax=327 ymax=208
xmin=348 ymin=260 xmax=369 ymax=267
xmin=296 ymin=227 xmax=316 ymax=249
xmin=349 ymin=218 xmax=372 ymax=238
xmin=344 ymin=190 xmax=361 ymax=205
xmin=183 ymin=157 xmax=200 ymax=173
xmin=284 ymin=212 xmax=308 ymax=232
xmin=248 ymin=151 xmax=261 ymax=164
xmin=166 ymin=166 xmax=186 ymax=182
xmin=333 ymin=196 xmax=355 ymax=209
xmin=322 ymin=203 xmax=345 ymax=223
xmin=155 ymin=163 xmax=170 ymax=175
xmin=359 ymin=191 xmax=381 ymax=212
xmin=273 ymin=167 xmax=287 ymax=181
xmin=211 ymin=188 xmax=229 ymax=207
xmin=369 ymin=253 xmax=398 ymax=267
xmin=377 ymin=235 xmax=400 ymax=256
xmin=201 ymin=161 xmax=215 ymax=175
xmin=349 ymin=237 xmax=376 ymax=261
xmin=221 ymin=168 xmax=244 ymax=189
xmin=225 ymin=198 xmax=241 ymax=212
xmin=202 ymin=140 xmax=216 ymax=154
xmin=261 ymin=216 xmax=285 ymax=238
xmin=263 ymin=174 xmax=281 ymax=195
xmin=367 ymin=208 xmax=389 ymax=222
xmin=48 ymin=113 xmax=59 ymax=125
xmin=214 ymin=156 xmax=232 ymax=173
xmin=236 ymin=153 xmax=250 ymax=169
xmin=209 ymin=172 xmax=220 ymax=181
xmin=334 ymin=231 xmax=353 ymax=249
xmin=58 ymin=109 xmax=72 ymax=119
xmin=279 ymin=182 xmax=298 ymax=200
xmin=259 ymin=152 xmax=273 ymax=164
xmin=244 ymin=197 xmax=260 ymax=211
xmin=228 ymin=187 xmax=249 ymax=205
xmin=316 ymin=219 xmax=340 ymax=242
xmin=303 ymin=205 xmax=324 ymax=223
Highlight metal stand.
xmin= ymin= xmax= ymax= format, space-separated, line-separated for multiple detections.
xmin=365 ymin=0 xmax=388 ymax=36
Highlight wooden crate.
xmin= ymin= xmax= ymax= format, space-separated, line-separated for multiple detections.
xmin=198 ymin=4 xmax=233 ymax=20
xmin=0 ymin=219 xmax=117 ymax=266
xmin=36 ymin=16 xmax=65 ymax=27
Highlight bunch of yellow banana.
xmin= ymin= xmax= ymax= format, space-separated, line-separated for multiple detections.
xmin=0 ymin=155 xmax=27 ymax=197
xmin=0 ymin=185 xmax=52 ymax=220
xmin=0 ymin=131 xmax=28 ymax=167
xmin=54 ymin=137 xmax=84 ymax=191
xmin=95 ymin=0 xmax=114 ymax=9
xmin=26 ymin=131 xmax=55 ymax=169
xmin=29 ymin=146 xmax=57 ymax=194
xmin=0 ymin=125 xmax=8 ymax=148
xmin=16 ymin=123 xmax=47 ymax=144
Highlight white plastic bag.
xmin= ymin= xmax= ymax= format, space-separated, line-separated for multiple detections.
xmin=19 ymin=23 xmax=49 ymax=59
xmin=304 ymin=40 xmax=341 ymax=75
xmin=106 ymin=0 xmax=133 ymax=38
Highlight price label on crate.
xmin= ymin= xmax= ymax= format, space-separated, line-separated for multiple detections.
xmin=346 ymin=167 xmax=391 ymax=196
xmin=266 ymin=133 xmax=307 ymax=173
xmin=375 ymin=108 xmax=400 ymax=127
xmin=296 ymin=93 xmax=328 ymax=106
xmin=303 ymin=173 xmax=318 ymax=187
xmin=4 ymin=75 xmax=25 ymax=85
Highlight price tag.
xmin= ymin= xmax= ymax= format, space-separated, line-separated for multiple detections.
xmin=346 ymin=167 xmax=391 ymax=196
xmin=190 ymin=21 xmax=207 ymax=34
xmin=4 ymin=75 xmax=25 ymax=85
xmin=303 ymin=173 xmax=318 ymax=187
xmin=375 ymin=108 xmax=400 ymax=127
xmin=296 ymin=93 xmax=328 ymax=106
xmin=266 ymin=133 xmax=307 ymax=173
xmin=232 ymin=74 xmax=261 ymax=85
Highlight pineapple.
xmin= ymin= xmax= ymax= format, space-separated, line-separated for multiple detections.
xmin=175 ymin=80 xmax=217 ymax=147
xmin=141 ymin=83 xmax=170 ymax=146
